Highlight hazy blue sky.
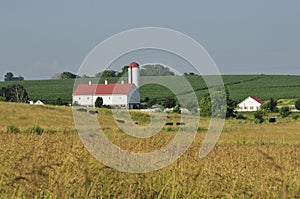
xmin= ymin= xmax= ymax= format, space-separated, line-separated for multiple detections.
xmin=0 ymin=0 xmax=299 ymax=80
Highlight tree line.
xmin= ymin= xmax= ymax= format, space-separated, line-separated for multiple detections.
xmin=0 ymin=85 xmax=28 ymax=102
xmin=4 ymin=72 xmax=24 ymax=81
xmin=51 ymin=64 xmax=176 ymax=80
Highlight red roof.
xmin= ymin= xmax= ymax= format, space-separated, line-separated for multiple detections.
xmin=129 ymin=62 xmax=139 ymax=68
xmin=250 ymin=96 xmax=264 ymax=105
xmin=72 ymin=83 xmax=134 ymax=95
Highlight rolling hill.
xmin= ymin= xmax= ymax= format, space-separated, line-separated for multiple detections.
xmin=0 ymin=75 xmax=300 ymax=104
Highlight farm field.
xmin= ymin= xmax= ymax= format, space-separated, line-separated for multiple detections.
xmin=0 ymin=75 xmax=300 ymax=103
xmin=0 ymin=102 xmax=300 ymax=198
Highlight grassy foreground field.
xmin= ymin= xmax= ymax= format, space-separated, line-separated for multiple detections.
xmin=1 ymin=75 xmax=300 ymax=103
xmin=0 ymin=102 xmax=300 ymax=198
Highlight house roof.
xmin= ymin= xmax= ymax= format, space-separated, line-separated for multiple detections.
xmin=72 ymin=83 xmax=135 ymax=95
xmin=250 ymin=96 xmax=264 ymax=105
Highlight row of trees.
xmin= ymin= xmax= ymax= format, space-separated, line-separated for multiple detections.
xmin=52 ymin=64 xmax=176 ymax=80
xmin=253 ymin=98 xmax=300 ymax=123
xmin=0 ymin=85 xmax=28 ymax=102
xmin=4 ymin=72 xmax=24 ymax=81
xmin=0 ymin=84 xmax=70 ymax=105
xmin=141 ymin=89 xmax=300 ymax=121
xmin=140 ymin=64 xmax=175 ymax=76
xmin=140 ymin=87 xmax=237 ymax=117
xmin=95 ymin=64 xmax=175 ymax=78
xmin=52 ymin=72 xmax=80 ymax=79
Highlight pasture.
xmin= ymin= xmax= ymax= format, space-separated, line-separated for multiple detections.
xmin=0 ymin=102 xmax=299 ymax=198
xmin=1 ymin=75 xmax=300 ymax=103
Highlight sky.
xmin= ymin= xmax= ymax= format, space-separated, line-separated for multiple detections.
xmin=0 ymin=0 xmax=299 ymax=81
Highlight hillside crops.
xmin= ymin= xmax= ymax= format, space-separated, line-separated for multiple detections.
xmin=0 ymin=75 xmax=300 ymax=103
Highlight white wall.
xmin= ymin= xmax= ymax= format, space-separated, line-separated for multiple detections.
xmin=237 ymin=97 xmax=262 ymax=112
xmin=96 ymin=94 xmax=128 ymax=107
xmin=73 ymin=95 xmax=94 ymax=106
xmin=72 ymin=85 xmax=140 ymax=109
xmin=73 ymin=94 xmax=128 ymax=107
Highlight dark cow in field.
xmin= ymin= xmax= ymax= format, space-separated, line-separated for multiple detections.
xmin=89 ymin=110 xmax=98 ymax=115
xmin=116 ymin=119 xmax=125 ymax=124
xmin=77 ymin=108 xmax=87 ymax=112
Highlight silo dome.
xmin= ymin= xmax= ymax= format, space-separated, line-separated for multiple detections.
xmin=128 ymin=62 xmax=140 ymax=89
xmin=129 ymin=62 xmax=139 ymax=68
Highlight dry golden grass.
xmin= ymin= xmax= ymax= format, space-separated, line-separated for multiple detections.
xmin=0 ymin=102 xmax=299 ymax=198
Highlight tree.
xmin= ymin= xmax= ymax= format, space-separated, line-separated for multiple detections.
xmin=59 ymin=72 xmax=77 ymax=79
xmin=295 ymin=99 xmax=300 ymax=110
xmin=163 ymin=96 xmax=176 ymax=108
xmin=95 ymin=70 xmax=117 ymax=78
xmin=280 ymin=106 xmax=290 ymax=118
xmin=4 ymin=85 xmax=28 ymax=103
xmin=4 ymin=72 xmax=14 ymax=81
xmin=17 ymin=75 xmax=24 ymax=81
xmin=199 ymin=94 xmax=211 ymax=117
xmin=95 ymin=97 xmax=103 ymax=108
xmin=183 ymin=72 xmax=198 ymax=76
xmin=4 ymin=72 xmax=24 ymax=81
xmin=199 ymin=87 xmax=234 ymax=118
xmin=262 ymin=98 xmax=278 ymax=112
xmin=254 ymin=110 xmax=265 ymax=123
xmin=225 ymin=89 xmax=237 ymax=118
xmin=173 ymin=104 xmax=181 ymax=114
xmin=118 ymin=66 xmax=129 ymax=77
xmin=55 ymin=98 xmax=68 ymax=106
xmin=143 ymin=97 xmax=150 ymax=103
xmin=147 ymin=98 xmax=157 ymax=108
xmin=140 ymin=64 xmax=175 ymax=76
xmin=269 ymin=98 xmax=278 ymax=112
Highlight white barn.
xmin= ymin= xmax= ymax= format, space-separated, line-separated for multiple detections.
xmin=237 ymin=96 xmax=264 ymax=112
xmin=72 ymin=62 xmax=140 ymax=109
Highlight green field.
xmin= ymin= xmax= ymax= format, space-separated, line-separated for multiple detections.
xmin=1 ymin=75 xmax=300 ymax=104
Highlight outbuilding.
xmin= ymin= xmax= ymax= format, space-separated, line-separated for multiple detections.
xmin=237 ymin=96 xmax=264 ymax=112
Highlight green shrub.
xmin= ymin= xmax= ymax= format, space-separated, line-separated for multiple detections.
xmin=95 ymin=97 xmax=103 ymax=108
xmin=173 ymin=104 xmax=181 ymax=114
xmin=7 ymin=125 xmax=20 ymax=133
xmin=291 ymin=114 xmax=299 ymax=120
xmin=254 ymin=110 xmax=265 ymax=123
xmin=295 ymin=99 xmax=300 ymax=110
xmin=0 ymin=96 xmax=6 ymax=101
xmin=236 ymin=113 xmax=246 ymax=120
xmin=165 ymin=127 xmax=176 ymax=132
xmin=24 ymin=125 xmax=44 ymax=134
xmin=280 ymin=107 xmax=290 ymax=118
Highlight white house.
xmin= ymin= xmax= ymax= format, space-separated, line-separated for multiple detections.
xmin=72 ymin=62 xmax=140 ymax=109
xmin=29 ymin=100 xmax=45 ymax=105
xmin=237 ymin=96 xmax=264 ymax=112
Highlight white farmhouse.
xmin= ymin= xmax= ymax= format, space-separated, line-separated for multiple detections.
xmin=237 ymin=96 xmax=264 ymax=112
xmin=72 ymin=62 xmax=140 ymax=109
xmin=29 ymin=100 xmax=45 ymax=105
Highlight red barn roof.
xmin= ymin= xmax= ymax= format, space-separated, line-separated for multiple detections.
xmin=72 ymin=83 xmax=134 ymax=95
xmin=129 ymin=62 xmax=139 ymax=68
xmin=250 ymin=96 xmax=264 ymax=105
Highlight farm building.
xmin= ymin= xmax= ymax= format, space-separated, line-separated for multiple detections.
xmin=29 ymin=100 xmax=46 ymax=105
xmin=237 ymin=96 xmax=264 ymax=112
xmin=72 ymin=62 xmax=140 ymax=109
